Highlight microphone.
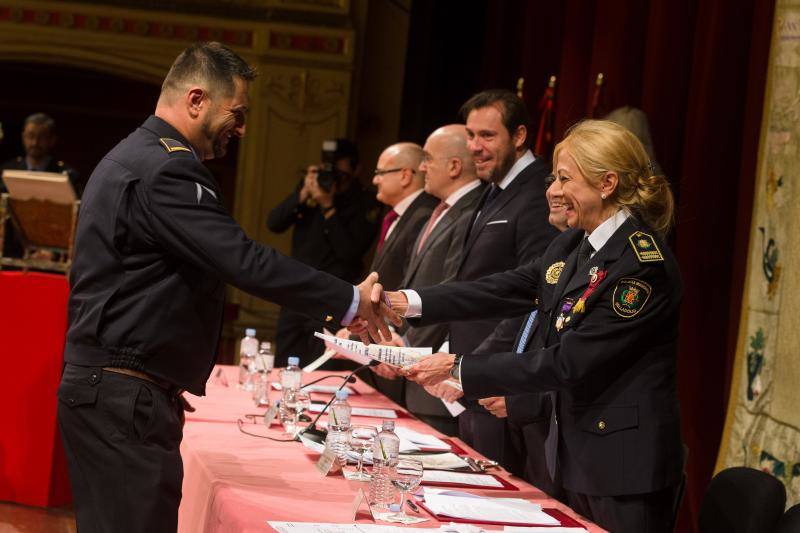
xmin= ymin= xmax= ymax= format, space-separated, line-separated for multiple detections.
xmin=301 ymin=373 xmax=358 ymax=389
xmin=298 ymin=360 xmax=378 ymax=443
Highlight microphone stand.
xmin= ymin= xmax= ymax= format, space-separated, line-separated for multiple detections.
xmin=297 ymin=360 xmax=378 ymax=443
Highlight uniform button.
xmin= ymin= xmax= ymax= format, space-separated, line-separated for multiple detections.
xmin=597 ymin=420 xmax=606 ymax=430
xmin=68 ymin=398 xmax=75 ymax=405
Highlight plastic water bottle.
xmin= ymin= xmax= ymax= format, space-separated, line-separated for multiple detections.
xmin=369 ymin=420 xmax=400 ymax=510
xmin=238 ymin=328 xmax=259 ymax=390
xmin=279 ymin=357 xmax=302 ymax=426
xmin=258 ymin=342 xmax=275 ymax=375
xmin=325 ymin=390 xmax=352 ymax=464
xmin=328 ymin=389 xmax=352 ymax=429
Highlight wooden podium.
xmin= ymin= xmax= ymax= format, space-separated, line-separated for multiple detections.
xmin=0 ymin=169 xmax=79 ymax=273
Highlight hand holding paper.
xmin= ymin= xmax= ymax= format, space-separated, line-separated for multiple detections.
xmin=402 ymin=353 xmax=456 ymax=386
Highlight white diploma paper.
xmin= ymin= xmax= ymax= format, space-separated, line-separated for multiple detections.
xmin=422 ymin=470 xmax=503 ymax=488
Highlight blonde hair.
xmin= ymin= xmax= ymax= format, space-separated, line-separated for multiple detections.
xmin=553 ymin=119 xmax=674 ymax=236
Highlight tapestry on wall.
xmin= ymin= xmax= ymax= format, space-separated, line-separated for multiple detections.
xmin=718 ymin=0 xmax=800 ymax=505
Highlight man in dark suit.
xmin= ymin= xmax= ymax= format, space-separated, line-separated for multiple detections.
xmin=399 ymin=124 xmax=484 ymax=435
xmin=370 ymin=142 xmax=438 ymax=291
xmin=367 ymin=142 xmax=437 ymax=402
xmin=1 ymin=113 xmax=81 ymax=258
xmin=402 ymin=90 xmax=559 ymax=470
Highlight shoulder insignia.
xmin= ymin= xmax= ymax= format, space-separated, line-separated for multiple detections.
xmin=628 ymin=231 xmax=663 ymax=262
xmin=159 ymin=137 xmax=192 ymax=154
xmin=545 ymin=261 xmax=565 ymax=284
xmin=612 ymin=277 xmax=652 ymax=318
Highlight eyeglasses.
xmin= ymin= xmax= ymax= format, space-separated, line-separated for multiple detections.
xmin=373 ymin=167 xmax=416 ymax=177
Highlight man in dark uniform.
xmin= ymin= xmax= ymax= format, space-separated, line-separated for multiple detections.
xmin=267 ymin=140 xmax=379 ymax=366
xmin=1 ymin=113 xmax=81 ymax=258
xmin=57 ymin=42 xmax=394 ymax=533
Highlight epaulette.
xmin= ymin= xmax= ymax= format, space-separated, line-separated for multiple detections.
xmin=628 ymin=231 xmax=663 ymax=262
xmin=159 ymin=137 xmax=192 ymax=154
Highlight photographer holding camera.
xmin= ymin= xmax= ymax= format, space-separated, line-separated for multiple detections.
xmin=267 ymin=139 xmax=380 ymax=366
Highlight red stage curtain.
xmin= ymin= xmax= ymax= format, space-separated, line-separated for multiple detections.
xmin=0 ymin=271 xmax=72 ymax=506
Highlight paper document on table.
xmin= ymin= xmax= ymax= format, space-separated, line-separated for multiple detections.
xmin=268 ymin=523 xmax=444 ymax=533
xmin=422 ymin=470 xmax=503 ymax=488
xmin=395 ymin=426 xmax=451 ymax=451
xmin=314 ymin=332 xmax=431 ymax=367
xmin=271 ymin=383 xmax=355 ymax=395
xmin=407 ymin=452 xmax=470 ymax=470
xmin=503 ymin=526 xmax=586 ymax=533
xmin=422 ymin=488 xmax=559 ymax=526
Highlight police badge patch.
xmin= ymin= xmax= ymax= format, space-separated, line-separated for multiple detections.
xmin=545 ymin=261 xmax=565 ymax=284
xmin=612 ymin=278 xmax=652 ymax=318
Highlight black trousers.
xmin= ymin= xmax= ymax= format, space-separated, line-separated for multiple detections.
xmin=459 ymin=409 xmax=524 ymax=476
xmin=510 ymin=420 xmax=565 ymax=502
xmin=57 ymin=364 xmax=184 ymax=533
xmin=565 ymin=484 xmax=678 ymax=533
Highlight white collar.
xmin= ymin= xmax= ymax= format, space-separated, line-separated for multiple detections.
xmin=497 ymin=149 xmax=535 ymax=189
xmin=392 ymin=188 xmax=424 ymax=216
xmin=586 ymin=209 xmax=630 ymax=255
xmin=443 ymin=179 xmax=482 ymax=206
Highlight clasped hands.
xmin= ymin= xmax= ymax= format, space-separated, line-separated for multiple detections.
xmin=349 ymin=288 xmax=456 ymax=387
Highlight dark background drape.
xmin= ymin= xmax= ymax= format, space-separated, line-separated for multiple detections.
xmin=399 ymin=1 xmax=775 ymax=530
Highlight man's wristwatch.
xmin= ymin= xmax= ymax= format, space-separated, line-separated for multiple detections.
xmin=449 ymin=354 xmax=463 ymax=381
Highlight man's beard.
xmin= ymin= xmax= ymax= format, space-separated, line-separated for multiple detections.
xmin=487 ymin=148 xmax=516 ymax=184
xmin=201 ymin=120 xmax=228 ymax=159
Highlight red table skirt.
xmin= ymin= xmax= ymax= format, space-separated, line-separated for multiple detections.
xmin=0 ymin=271 xmax=72 ymax=506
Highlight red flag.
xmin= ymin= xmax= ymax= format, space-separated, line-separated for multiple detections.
xmin=535 ymin=75 xmax=557 ymax=157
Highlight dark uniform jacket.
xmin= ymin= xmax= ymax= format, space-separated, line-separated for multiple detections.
xmin=413 ymin=216 xmax=684 ymax=497
xmin=267 ymin=175 xmax=378 ymax=284
xmin=65 ymin=116 xmax=354 ymax=395
xmin=370 ymin=191 xmax=438 ymax=292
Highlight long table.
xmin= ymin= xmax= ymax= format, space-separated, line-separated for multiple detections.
xmin=178 ymin=365 xmax=605 ymax=532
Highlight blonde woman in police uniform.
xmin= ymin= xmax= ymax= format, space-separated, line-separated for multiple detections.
xmin=381 ymin=120 xmax=683 ymax=533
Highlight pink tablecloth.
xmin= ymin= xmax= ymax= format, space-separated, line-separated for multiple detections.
xmin=178 ymin=365 xmax=606 ymax=533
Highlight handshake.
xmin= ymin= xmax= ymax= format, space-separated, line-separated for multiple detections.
xmin=352 ymin=273 xmax=456 ymax=388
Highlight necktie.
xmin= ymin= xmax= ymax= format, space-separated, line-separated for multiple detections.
xmin=576 ymin=236 xmax=594 ymax=269
xmin=515 ymin=310 xmax=538 ymax=353
xmin=483 ymin=183 xmax=502 ymax=210
xmin=377 ymin=209 xmax=398 ymax=253
xmin=416 ymin=201 xmax=449 ymax=254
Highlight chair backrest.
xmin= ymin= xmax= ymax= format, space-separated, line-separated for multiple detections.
xmin=774 ymin=503 xmax=800 ymax=533
xmin=699 ymin=467 xmax=786 ymax=533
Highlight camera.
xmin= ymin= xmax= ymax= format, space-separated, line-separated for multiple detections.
xmin=316 ymin=140 xmax=347 ymax=193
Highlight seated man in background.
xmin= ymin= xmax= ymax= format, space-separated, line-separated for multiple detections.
xmin=1 ymin=112 xmax=81 ymax=259
xmin=267 ymin=139 xmax=379 ymax=366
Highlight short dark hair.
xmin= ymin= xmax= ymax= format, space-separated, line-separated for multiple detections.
xmin=162 ymin=42 xmax=257 ymax=98
xmin=459 ymin=89 xmax=531 ymax=144
xmin=24 ymin=112 xmax=55 ymax=131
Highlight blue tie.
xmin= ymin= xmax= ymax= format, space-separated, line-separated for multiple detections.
xmin=516 ymin=311 xmax=537 ymax=353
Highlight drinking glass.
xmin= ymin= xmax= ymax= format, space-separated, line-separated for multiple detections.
xmin=348 ymin=424 xmax=378 ymax=481
xmin=390 ymin=458 xmax=423 ymax=519
xmin=282 ymin=389 xmax=311 ymax=436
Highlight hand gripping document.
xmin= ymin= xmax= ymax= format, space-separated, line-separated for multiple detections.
xmin=313 ymin=332 xmax=432 ymax=367
xmin=1 ymin=169 xmax=79 ymax=273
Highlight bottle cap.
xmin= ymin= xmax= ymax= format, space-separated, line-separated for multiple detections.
xmin=288 ymin=356 xmax=300 ymax=366
xmin=245 ymin=328 xmax=256 ymax=337
xmin=335 ymin=389 xmax=349 ymax=400
xmin=388 ymin=504 xmax=401 ymax=513
xmin=381 ymin=419 xmax=395 ymax=431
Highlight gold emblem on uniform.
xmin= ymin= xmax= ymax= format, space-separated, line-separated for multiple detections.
xmin=545 ymin=261 xmax=565 ymax=284
xmin=628 ymin=231 xmax=664 ymax=262
xmin=324 ymin=315 xmax=333 ymax=322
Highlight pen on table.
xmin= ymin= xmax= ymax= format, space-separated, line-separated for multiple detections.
xmin=406 ymin=499 xmax=420 ymax=513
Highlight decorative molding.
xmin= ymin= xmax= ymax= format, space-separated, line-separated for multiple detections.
xmin=264 ymin=70 xmax=345 ymax=113
xmin=0 ymin=5 xmax=253 ymax=47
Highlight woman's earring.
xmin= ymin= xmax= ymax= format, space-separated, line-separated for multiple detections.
xmin=601 ymin=193 xmax=607 ymax=200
